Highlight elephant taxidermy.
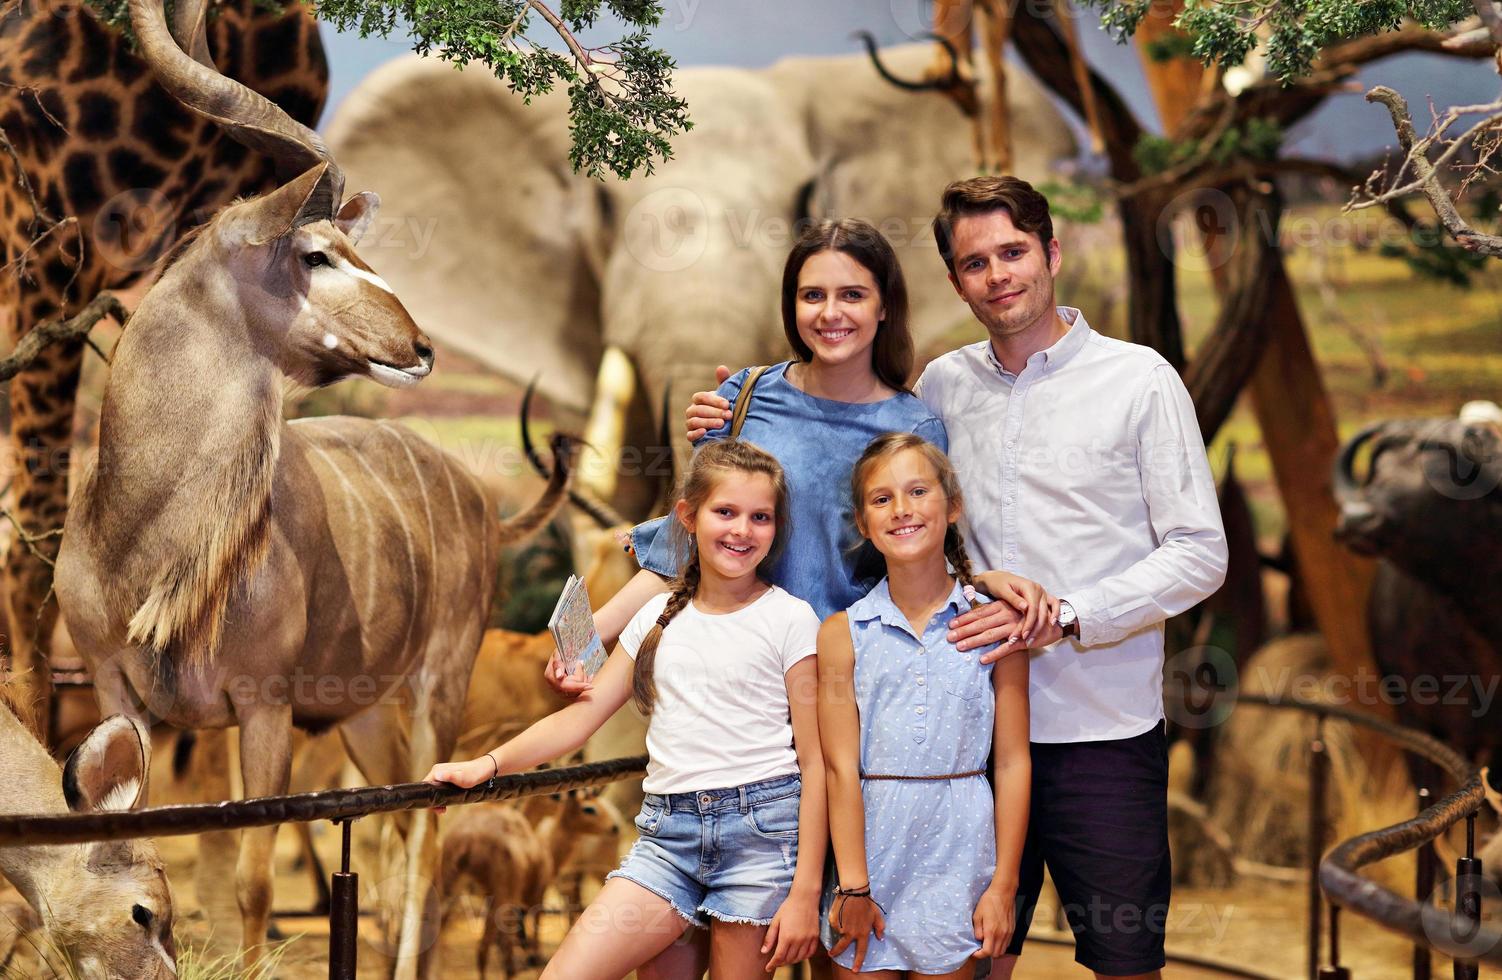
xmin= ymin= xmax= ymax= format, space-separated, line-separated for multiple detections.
xmin=325 ymin=43 xmax=1076 ymax=517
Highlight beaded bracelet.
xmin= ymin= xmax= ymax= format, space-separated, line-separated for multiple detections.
xmin=832 ymin=884 xmax=886 ymax=932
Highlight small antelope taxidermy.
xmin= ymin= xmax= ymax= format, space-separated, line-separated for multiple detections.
xmin=0 ymin=702 xmax=176 ymax=978
xmin=53 ymin=0 xmax=576 ymax=976
xmin=440 ymin=788 xmax=621 ymax=978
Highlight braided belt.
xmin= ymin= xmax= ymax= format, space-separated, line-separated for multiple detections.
xmin=860 ymin=768 xmax=986 ymax=781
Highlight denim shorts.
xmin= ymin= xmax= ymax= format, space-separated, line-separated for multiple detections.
xmin=606 ymin=772 xmax=802 ymax=928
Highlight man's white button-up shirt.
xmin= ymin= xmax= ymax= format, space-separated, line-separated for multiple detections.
xmin=915 ymin=307 xmax=1229 ymax=743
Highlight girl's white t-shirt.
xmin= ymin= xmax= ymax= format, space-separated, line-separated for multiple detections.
xmin=618 ymin=585 xmax=820 ymax=795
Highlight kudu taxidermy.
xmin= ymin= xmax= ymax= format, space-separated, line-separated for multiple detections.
xmin=52 ymin=0 xmax=576 ymax=976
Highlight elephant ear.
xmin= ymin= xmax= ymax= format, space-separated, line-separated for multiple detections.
xmin=769 ymin=42 xmax=1077 ymax=369
xmin=323 ymin=55 xmax=605 ymax=414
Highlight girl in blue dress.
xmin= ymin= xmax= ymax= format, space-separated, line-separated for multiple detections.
xmin=819 ymin=432 xmax=1031 ymax=978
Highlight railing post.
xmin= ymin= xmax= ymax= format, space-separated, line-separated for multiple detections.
xmin=329 ymin=817 xmax=359 ymax=980
xmin=1309 ymin=715 xmax=1328 ymax=980
xmin=1319 ymin=902 xmax=1351 ymax=979
xmin=1452 ymin=812 xmax=1481 ymax=980
xmin=1414 ymin=786 xmax=1433 ymax=980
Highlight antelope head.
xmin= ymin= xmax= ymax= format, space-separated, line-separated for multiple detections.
xmin=0 ymin=711 xmax=175 ymax=979
xmin=128 ymin=0 xmax=433 ymax=390
xmin=213 ymin=167 xmax=435 ymax=389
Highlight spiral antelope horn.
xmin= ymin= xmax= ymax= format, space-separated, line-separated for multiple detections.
xmin=520 ymin=378 xmax=629 ymax=529
xmin=854 ymin=30 xmax=965 ymax=92
xmin=127 ymin=0 xmax=343 ymax=220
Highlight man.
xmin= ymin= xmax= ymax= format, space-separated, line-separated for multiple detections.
xmin=918 ymin=175 xmax=1228 ymax=979
xmin=672 ymin=175 xmax=1226 ymax=977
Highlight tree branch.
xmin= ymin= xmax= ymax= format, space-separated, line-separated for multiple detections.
xmin=1360 ymin=86 xmax=1502 ymax=257
xmin=1317 ymin=23 xmax=1498 ymax=71
xmin=0 ymin=292 xmax=127 ymax=384
xmin=1114 ymin=98 xmax=1242 ymax=198
xmin=1471 ymin=0 xmax=1502 ymax=47
xmin=525 ymin=1 xmax=613 ymax=104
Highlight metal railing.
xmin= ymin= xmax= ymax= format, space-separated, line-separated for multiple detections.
xmin=0 ymin=754 xmax=648 ymax=979
xmin=0 ymin=693 xmax=1496 ymax=978
xmin=1232 ymin=693 xmax=1499 ymax=978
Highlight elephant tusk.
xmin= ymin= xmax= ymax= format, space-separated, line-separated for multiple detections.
xmin=581 ymin=347 xmax=638 ymax=504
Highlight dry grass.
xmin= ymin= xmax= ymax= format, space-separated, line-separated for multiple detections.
xmin=1206 ymin=634 xmax=1419 ymax=890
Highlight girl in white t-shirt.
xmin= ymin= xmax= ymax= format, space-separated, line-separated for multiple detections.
xmin=426 ymin=439 xmax=826 ymax=979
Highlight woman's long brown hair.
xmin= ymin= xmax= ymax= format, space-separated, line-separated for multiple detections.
xmin=632 ymin=440 xmax=792 ymax=714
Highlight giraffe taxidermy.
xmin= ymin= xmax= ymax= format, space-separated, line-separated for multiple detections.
xmin=0 ymin=0 xmax=329 ymax=741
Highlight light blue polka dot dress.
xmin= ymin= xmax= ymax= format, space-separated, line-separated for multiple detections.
xmin=822 ymin=577 xmax=998 ymax=974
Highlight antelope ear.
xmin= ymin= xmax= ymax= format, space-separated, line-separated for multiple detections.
xmin=334 ymin=191 xmax=380 ymax=244
xmin=241 ymin=163 xmax=341 ymax=246
xmin=63 ymin=715 xmax=150 ymax=813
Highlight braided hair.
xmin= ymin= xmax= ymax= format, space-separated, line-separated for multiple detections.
xmin=631 ymin=439 xmax=790 ymax=714
xmin=849 ymin=431 xmax=980 ymax=608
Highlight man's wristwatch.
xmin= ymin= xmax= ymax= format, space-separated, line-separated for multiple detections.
xmin=1056 ymin=600 xmax=1079 ymax=639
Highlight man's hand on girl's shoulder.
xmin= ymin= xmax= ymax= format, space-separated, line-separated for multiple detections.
xmin=950 ymin=571 xmax=1061 ymax=660
xmin=685 ymin=364 xmax=734 ymax=442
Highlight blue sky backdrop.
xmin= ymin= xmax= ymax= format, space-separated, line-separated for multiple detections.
xmin=317 ymin=1 xmax=1500 ymax=162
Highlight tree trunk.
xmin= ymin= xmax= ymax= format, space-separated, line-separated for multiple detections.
xmin=1010 ymin=10 xmax=1185 ymax=370
xmin=1243 ymin=260 xmax=1377 ymax=676
xmin=1132 ymin=0 xmax=1212 ymax=136
xmin=1132 ymin=26 xmax=1380 ymax=680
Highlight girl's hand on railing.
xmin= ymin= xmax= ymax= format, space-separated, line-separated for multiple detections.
xmin=762 ymin=886 xmax=821 ymax=971
xmin=422 ymin=756 xmax=498 ymax=813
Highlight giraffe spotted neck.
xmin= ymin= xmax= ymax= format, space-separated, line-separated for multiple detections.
xmin=0 ymin=0 xmax=328 ymax=739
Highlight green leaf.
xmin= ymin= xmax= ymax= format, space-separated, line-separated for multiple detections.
xmin=89 ymin=0 xmax=689 ymax=180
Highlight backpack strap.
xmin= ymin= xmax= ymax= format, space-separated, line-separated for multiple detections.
xmin=729 ymin=365 xmax=771 ymax=439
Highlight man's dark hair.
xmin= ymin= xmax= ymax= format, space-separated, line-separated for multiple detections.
xmin=932 ymin=176 xmax=1054 ymax=275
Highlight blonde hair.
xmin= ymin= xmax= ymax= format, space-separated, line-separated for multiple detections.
xmin=849 ymin=432 xmax=978 ymax=605
xmin=632 ymin=440 xmax=791 ymax=714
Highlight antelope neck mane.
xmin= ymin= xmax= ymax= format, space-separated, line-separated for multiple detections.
xmin=90 ymin=250 xmax=285 ymax=670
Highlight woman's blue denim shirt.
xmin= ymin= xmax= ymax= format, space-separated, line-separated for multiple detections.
xmin=630 ymin=362 xmax=947 ymax=620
